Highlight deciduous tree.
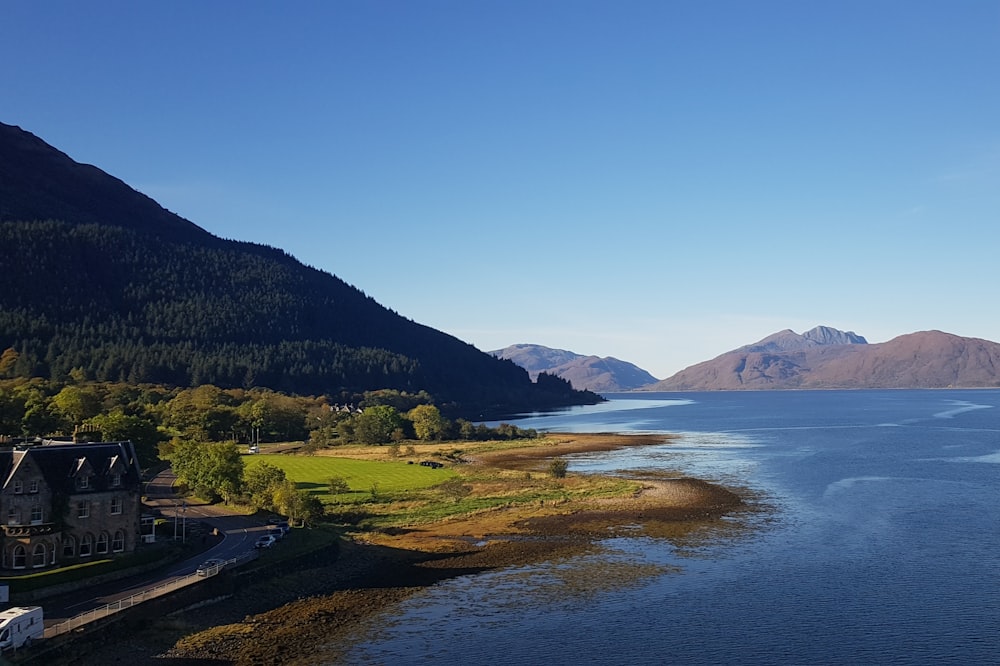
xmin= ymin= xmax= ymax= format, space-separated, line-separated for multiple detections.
xmin=168 ymin=440 xmax=244 ymax=503
xmin=407 ymin=404 xmax=449 ymax=441
xmin=353 ymin=405 xmax=403 ymax=444
xmin=244 ymin=461 xmax=287 ymax=511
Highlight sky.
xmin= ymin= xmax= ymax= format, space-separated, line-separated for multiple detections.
xmin=2 ymin=1 xmax=999 ymax=379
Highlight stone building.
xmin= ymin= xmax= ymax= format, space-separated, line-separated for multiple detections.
xmin=0 ymin=441 xmax=143 ymax=571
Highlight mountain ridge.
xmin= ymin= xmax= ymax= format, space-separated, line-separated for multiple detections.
xmin=0 ymin=122 xmax=600 ymax=415
xmin=491 ymin=344 xmax=659 ymax=392
xmin=647 ymin=327 xmax=1000 ymax=391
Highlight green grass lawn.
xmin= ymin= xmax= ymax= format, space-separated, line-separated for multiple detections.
xmin=246 ymin=454 xmax=455 ymax=504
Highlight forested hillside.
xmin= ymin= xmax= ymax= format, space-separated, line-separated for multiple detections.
xmin=0 ymin=122 xmax=599 ymax=416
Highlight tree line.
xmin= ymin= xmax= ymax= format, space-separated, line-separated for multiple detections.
xmin=0 ymin=377 xmax=541 ymax=519
xmin=0 ymin=219 xmax=600 ymax=415
xmin=0 ymin=378 xmax=539 ymax=469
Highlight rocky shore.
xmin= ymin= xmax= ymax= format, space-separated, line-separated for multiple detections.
xmin=59 ymin=433 xmax=750 ymax=665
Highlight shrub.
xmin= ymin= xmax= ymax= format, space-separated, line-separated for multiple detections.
xmin=328 ymin=476 xmax=350 ymax=494
xmin=548 ymin=459 xmax=568 ymax=478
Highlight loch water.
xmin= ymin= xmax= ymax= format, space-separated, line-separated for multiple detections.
xmin=340 ymin=390 xmax=1000 ymax=665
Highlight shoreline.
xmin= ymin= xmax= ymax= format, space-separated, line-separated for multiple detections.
xmin=84 ymin=433 xmax=752 ymax=664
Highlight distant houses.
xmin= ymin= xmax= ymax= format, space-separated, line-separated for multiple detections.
xmin=0 ymin=440 xmax=142 ymax=571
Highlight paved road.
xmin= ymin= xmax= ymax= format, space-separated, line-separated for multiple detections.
xmin=42 ymin=470 xmax=269 ymax=625
xmin=144 ymin=470 xmax=265 ymax=558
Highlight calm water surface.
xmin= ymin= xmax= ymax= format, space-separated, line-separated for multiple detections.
xmin=340 ymin=390 xmax=1000 ymax=665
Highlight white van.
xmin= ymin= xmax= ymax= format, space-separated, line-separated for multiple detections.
xmin=0 ymin=606 xmax=43 ymax=650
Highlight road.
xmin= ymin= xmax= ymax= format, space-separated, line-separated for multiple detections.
xmin=42 ymin=469 xmax=269 ymax=625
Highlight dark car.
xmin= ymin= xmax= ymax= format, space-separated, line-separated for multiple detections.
xmin=267 ymin=519 xmax=291 ymax=535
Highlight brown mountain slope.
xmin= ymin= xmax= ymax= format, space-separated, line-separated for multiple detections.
xmin=491 ymin=344 xmax=659 ymax=392
xmin=647 ymin=330 xmax=1000 ymax=390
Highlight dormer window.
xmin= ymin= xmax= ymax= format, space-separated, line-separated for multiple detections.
xmin=111 ymin=474 xmax=122 ymax=488
xmin=28 ymin=480 xmax=38 ymax=493
xmin=71 ymin=457 xmax=95 ymax=491
xmin=12 ymin=480 xmax=22 ymax=494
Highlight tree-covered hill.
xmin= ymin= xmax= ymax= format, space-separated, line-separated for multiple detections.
xmin=0 ymin=122 xmax=599 ymax=415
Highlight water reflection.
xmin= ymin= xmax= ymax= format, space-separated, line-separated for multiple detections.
xmin=341 ymin=391 xmax=1000 ymax=665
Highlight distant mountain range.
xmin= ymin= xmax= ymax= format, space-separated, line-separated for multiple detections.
xmin=647 ymin=326 xmax=1000 ymax=391
xmin=0 ymin=122 xmax=600 ymax=416
xmin=500 ymin=326 xmax=1000 ymax=393
xmin=490 ymin=344 xmax=660 ymax=392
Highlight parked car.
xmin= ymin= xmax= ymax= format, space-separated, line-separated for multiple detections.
xmin=254 ymin=535 xmax=277 ymax=549
xmin=267 ymin=518 xmax=291 ymax=534
xmin=196 ymin=558 xmax=226 ymax=576
xmin=266 ymin=527 xmax=284 ymax=541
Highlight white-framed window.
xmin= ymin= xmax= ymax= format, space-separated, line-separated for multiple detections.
xmin=77 ymin=500 xmax=90 ymax=518
xmin=96 ymin=532 xmax=109 ymax=554
xmin=79 ymin=534 xmax=93 ymax=557
xmin=111 ymin=473 xmax=122 ymax=488
xmin=12 ymin=480 xmax=22 ymax=494
xmin=62 ymin=535 xmax=76 ymax=558
xmin=110 ymin=497 xmax=123 ymax=515
xmin=31 ymin=543 xmax=46 ymax=568
xmin=7 ymin=508 xmax=19 ymax=526
xmin=77 ymin=475 xmax=91 ymax=490
xmin=12 ymin=545 xmax=26 ymax=569
xmin=28 ymin=479 xmax=38 ymax=493
xmin=112 ymin=530 xmax=125 ymax=552
xmin=30 ymin=505 xmax=42 ymax=524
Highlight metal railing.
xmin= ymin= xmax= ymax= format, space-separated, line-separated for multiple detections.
xmin=43 ymin=550 xmax=258 ymax=639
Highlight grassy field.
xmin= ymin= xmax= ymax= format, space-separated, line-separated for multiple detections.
xmin=245 ymin=454 xmax=456 ymax=504
xmin=242 ymin=436 xmax=665 ymax=533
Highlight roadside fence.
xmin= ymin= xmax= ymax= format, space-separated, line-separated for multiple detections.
xmin=43 ymin=549 xmax=259 ymax=639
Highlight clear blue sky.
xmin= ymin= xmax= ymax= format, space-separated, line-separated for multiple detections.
xmin=3 ymin=1 xmax=999 ymax=379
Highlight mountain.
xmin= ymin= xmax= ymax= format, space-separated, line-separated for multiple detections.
xmin=0 ymin=122 xmax=600 ymax=415
xmin=491 ymin=344 xmax=660 ymax=392
xmin=740 ymin=326 xmax=868 ymax=353
xmin=647 ymin=327 xmax=1000 ymax=390
xmin=0 ymin=123 xmax=203 ymax=241
xmin=489 ymin=345 xmax=581 ymax=378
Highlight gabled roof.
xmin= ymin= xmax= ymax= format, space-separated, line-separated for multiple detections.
xmin=69 ymin=457 xmax=96 ymax=479
xmin=106 ymin=454 xmax=128 ymax=475
xmin=0 ymin=451 xmax=14 ymax=488
xmin=4 ymin=442 xmax=142 ymax=495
